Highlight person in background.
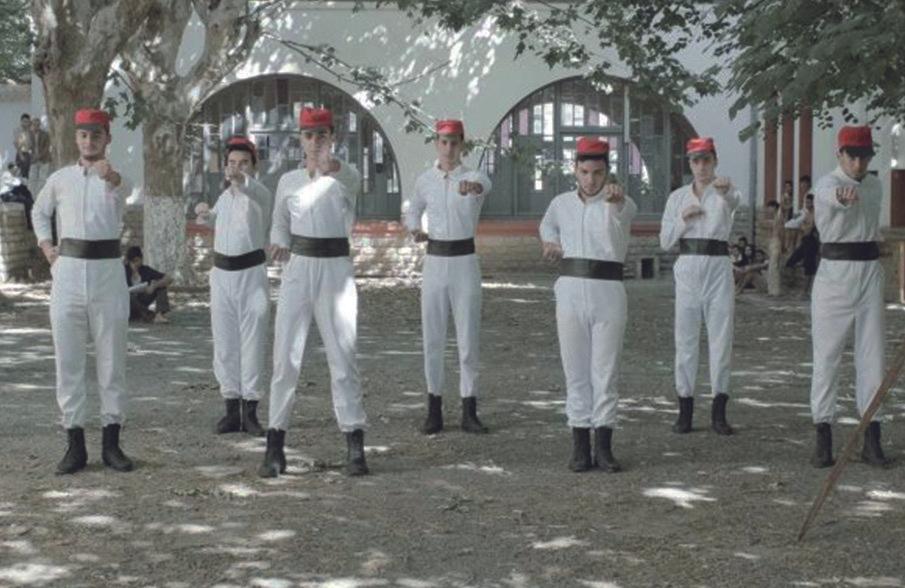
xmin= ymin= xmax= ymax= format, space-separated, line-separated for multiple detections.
xmin=124 ymin=245 xmax=173 ymax=323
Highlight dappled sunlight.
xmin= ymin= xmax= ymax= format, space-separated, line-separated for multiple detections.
xmin=740 ymin=466 xmax=769 ymax=474
xmin=844 ymin=577 xmax=904 ymax=587
xmin=43 ymin=488 xmax=119 ymax=513
xmin=532 ymin=536 xmax=589 ymax=550
xmin=257 ymin=529 xmax=297 ymax=542
xmin=195 ymin=465 xmax=245 ymax=478
xmin=577 ymin=581 xmax=622 ymax=588
xmin=735 ymin=397 xmax=808 ymax=409
xmin=642 ymin=485 xmax=716 ymax=509
xmin=0 ymin=562 xmax=71 ymax=585
xmin=733 ymin=551 xmax=761 ymax=561
xmin=442 ymin=462 xmax=510 ymax=476
xmin=70 ymin=514 xmax=120 ymax=527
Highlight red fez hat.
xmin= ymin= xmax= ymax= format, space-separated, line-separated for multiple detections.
xmin=576 ymin=136 xmax=609 ymax=156
xmin=686 ymin=137 xmax=716 ymax=157
xmin=74 ymin=109 xmax=110 ymax=130
xmin=435 ymin=119 xmax=465 ymax=137
xmin=226 ymin=135 xmax=256 ymax=153
xmin=838 ymin=126 xmax=874 ymax=152
xmin=299 ymin=107 xmax=333 ymax=129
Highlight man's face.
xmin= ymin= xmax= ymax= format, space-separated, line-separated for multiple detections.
xmin=574 ymin=158 xmax=608 ymax=197
xmin=805 ymin=197 xmax=814 ymax=211
xmin=689 ymin=153 xmax=717 ymax=183
xmin=300 ymin=127 xmax=332 ymax=161
xmin=838 ymin=150 xmax=872 ymax=181
xmin=226 ymin=149 xmax=255 ymax=177
xmin=21 ymin=117 xmax=30 ymax=129
xmin=799 ymin=180 xmax=811 ymax=195
xmin=75 ymin=127 xmax=110 ymax=161
xmin=435 ymin=134 xmax=464 ymax=166
xmin=129 ymin=256 xmax=142 ymax=270
xmin=763 ymin=205 xmax=779 ymax=220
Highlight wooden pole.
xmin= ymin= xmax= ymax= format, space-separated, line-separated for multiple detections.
xmin=798 ymin=338 xmax=905 ymax=542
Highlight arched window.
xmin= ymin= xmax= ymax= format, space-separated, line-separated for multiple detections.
xmin=187 ymin=75 xmax=401 ymax=219
xmin=480 ymin=76 xmax=697 ymax=218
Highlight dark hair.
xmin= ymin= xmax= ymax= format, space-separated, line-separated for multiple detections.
xmin=805 ymin=193 xmax=814 ymax=201
xmin=840 ymin=146 xmax=875 ymax=158
xmin=126 ymin=246 xmax=143 ymax=261
xmin=766 ymin=200 xmax=779 ymax=209
xmin=799 ymin=174 xmax=811 ymax=184
xmin=783 ymin=180 xmax=793 ymax=187
xmin=20 ymin=113 xmax=30 ymax=120
xmin=575 ymin=153 xmax=609 ymax=164
xmin=224 ymin=137 xmax=257 ymax=166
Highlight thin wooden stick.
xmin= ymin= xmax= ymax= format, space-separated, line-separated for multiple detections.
xmin=798 ymin=338 xmax=905 ymax=542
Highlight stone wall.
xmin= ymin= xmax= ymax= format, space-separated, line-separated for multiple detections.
xmin=0 ymin=203 xmax=36 ymax=282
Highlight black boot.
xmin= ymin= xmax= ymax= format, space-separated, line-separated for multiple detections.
xmin=258 ymin=428 xmax=287 ymax=478
xmin=569 ymin=428 xmax=592 ymax=472
xmin=241 ymin=400 xmax=265 ymax=437
xmin=216 ymin=399 xmax=241 ymax=434
xmin=812 ymin=423 xmax=835 ymax=468
xmin=672 ymin=396 xmax=693 ymax=434
xmin=861 ymin=421 xmax=892 ymax=467
xmin=711 ymin=393 xmax=734 ymax=435
xmin=420 ymin=394 xmax=443 ymax=434
xmin=593 ymin=426 xmax=622 ymax=473
xmin=101 ymin=424 xmax=134 ymax=472
xmin=461 ymin=397 xmax=488 ymax=434
xmin=345 ymin=429 xmax=370 ymax=476
xmin=56 ymin=427 xmax=87 ymax=475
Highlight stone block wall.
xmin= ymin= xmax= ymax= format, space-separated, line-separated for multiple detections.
xmin=0 ymin=203 xmax=36 ymax=282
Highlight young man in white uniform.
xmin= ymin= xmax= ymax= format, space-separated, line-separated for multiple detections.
xmin=403 ymin=119 xmax=492 ymax=435
xmin=260 ymin=107 xmax=369 ymax=477
xmin=32 ymin=109 xmax=134 ymax=474
xmin=659 ymin=137 xmax=740 ymax=436
xmin=809 ymin=126 xmax=889 ymax=468
xmin=195 ymin=136 xmax=273 ymax=438
xmin=539 ymin=137 xmax=637 ymax=472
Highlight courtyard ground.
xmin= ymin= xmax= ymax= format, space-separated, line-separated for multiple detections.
xmin=2 ymin=274 xmax=905 ymax=587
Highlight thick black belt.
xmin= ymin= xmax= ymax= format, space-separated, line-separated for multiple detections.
xmin=559 ymin=258 xmax=624 ymax=281
xmin=679 ymin=238 xmax=729 ymax=256
xmin=59 ymin=238 xmax=120 ymax=259
xmin=821 ymin=241 xmax=880 ymax=261
xmin=427 ymin=238 xmax=475 ymax=257
xmin=213 ymin=249 xmax=266 ymax=271
xmin=290 ymin=235 xmax=350 ymax=258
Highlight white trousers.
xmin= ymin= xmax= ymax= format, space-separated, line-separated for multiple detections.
xmin=421 ymin=254 xmax=481 ymax=398
xmin=810 ymin=260 xmax=885 ymax=423
xmin=673 ymin=256 xmax=734 ymax=398
xmin=268 ymin=255 xmax=366 ymax=432
xmin=210 ymin=264 xmax=270 ymax=400
xmin=49 ymin=257 xmax=129 ymax=428
xmin=555 ymin=277 xmax=627 ymax=429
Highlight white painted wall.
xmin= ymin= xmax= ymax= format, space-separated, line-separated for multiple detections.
xmin=30 ymin=3 xmax=756 ymax=210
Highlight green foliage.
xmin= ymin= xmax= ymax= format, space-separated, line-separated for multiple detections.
xmin=716 ymin=0 xmax=905 ymax=135
xmin=0 ymin=0 xmax=33 ymax=83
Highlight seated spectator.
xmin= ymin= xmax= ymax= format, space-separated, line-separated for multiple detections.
xmin=0 ymin=164 xmax=34 ymax=230
xmin=735 ymin=247 xmax=768 ymax=294
xmin=124 ymin=246 xmax=173 ymax=323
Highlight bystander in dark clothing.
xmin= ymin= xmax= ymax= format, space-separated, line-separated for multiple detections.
xmin=124 ymin=246 xmax=172 ymax=323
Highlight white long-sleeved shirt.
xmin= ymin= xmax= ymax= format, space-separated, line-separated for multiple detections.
xmin=813 ymin=167 xmax=882 ymax=243
xmin=539 ymin=190 xmax=638 ymax=262
xmin=403 ymin=161 xmax=492 ymax=240
xmin=659 ymin=182 xmax=741 ymax=251
xmin=32 ymin=163 xmax=133 ymax=244
xmin=199 ymin=175 xmax=273 ymax=256
xmin=270 ymin=161 xmax=361 ymax=248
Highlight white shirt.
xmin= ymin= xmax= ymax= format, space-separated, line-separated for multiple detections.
xmin=539 ymin=190 xmax=638 ymax=262
xmin=270 ymin=161 xmax=361 ymax=248
xmin=659 ymin=182 xmax=741 ymax=250
xmin=814 ymin=167 xmax=882 ymax=243
xmin=403 ymin=162 xmax=492 ymax=240
xmin=32 ymin=163 xmax=133 ymax=244
xmin=203 ymin=175 xmax=273 ymax=256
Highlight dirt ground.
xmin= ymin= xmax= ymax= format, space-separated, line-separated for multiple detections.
xmin=2 ymin=273 xmax=905 ymax=588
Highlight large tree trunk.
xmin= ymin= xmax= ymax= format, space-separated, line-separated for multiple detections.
xmin=38 ymin=71 xmax=108 ymax=167
xmin=142 ymin=117 xmax=189 ymax=282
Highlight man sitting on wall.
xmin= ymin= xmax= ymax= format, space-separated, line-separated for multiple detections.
xmin=124 ymin=245 xmax=173 ymax=323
